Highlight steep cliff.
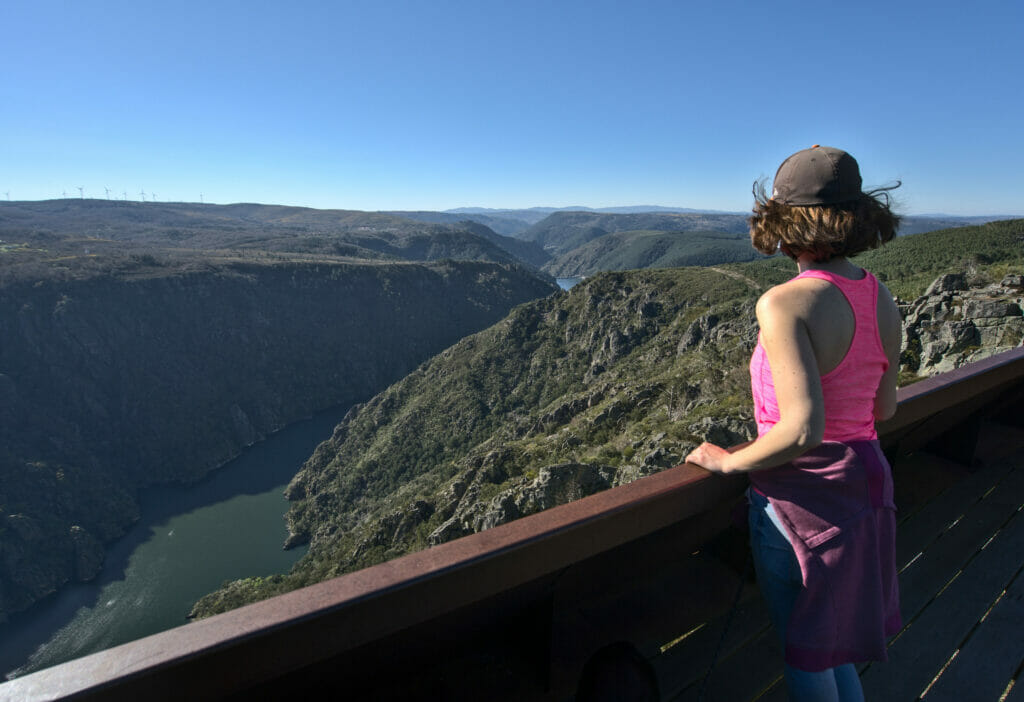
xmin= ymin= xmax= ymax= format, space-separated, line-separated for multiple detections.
xmin=0 ymin=259 xmax=556 ymax=620
xmin=900 ymin=272 xmax=1024 ymax=377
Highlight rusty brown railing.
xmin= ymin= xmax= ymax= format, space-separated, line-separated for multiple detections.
xmin=4 ymin=347 xmax=1023 ymax=702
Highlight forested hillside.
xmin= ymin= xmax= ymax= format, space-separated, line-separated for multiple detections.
xmin=519 ymin=211 xmax=750 ymax=256
xmin=542 ymin=229 xmax=762 ymax=277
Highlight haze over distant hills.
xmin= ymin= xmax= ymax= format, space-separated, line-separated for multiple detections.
xmin=2 ymin=199 xmax=1009 ymax=283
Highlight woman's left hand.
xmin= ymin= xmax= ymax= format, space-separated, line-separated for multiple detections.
xmin=685 ymin=442 xmax=733 ymax=474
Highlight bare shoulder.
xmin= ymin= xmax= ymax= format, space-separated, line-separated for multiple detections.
xmin=755 ymin=283 xmax=791 ymax=320
xmin=756 ymin=277 xmax=821 ymax=322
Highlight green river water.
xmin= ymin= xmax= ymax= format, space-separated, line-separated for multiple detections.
xmin=2 ymin=406 xmax=349 ymax=680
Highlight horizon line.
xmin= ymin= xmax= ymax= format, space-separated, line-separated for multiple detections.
xmin=0 ymin=197 xmax=1019 ymax=220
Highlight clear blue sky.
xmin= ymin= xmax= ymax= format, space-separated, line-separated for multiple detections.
xmin=3 ymin=0 xmax=1022 ymax=215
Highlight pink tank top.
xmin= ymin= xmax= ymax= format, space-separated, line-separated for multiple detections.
xmin=749 ymin=268 xmax=889 ymax=442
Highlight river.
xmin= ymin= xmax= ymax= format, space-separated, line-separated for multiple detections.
xmin=1 ymin=405 xmax=350 ymax=680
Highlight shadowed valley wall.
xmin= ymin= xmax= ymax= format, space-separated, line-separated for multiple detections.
xmin=0 ymin=259 xmax=555 ymax=620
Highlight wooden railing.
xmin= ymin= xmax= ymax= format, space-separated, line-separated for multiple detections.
xmin=4 ymin=347 xmax=1023 ymax=702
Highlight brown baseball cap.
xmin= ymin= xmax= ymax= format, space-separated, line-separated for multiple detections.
xmin=771 ymin=145 xmax=863 ymax=205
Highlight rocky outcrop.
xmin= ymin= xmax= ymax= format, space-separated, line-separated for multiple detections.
xmin=677 ymin=304 xmax=759 ymax=354
xmin=0 ymin=259 xmax=555 ymax=621
xmin=901 ymin=273 xmax=1024 ymax=376
xmin=426 ymin=462 xmax=618 ymax=546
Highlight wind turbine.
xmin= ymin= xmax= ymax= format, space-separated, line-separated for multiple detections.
xmin=151 ymin=193 xmax=157 ymax=202
xmin=123 ymin=190 xmax=128 ymax=201
xmin=199 ymin=192 xmax=204 ymax=204
xmin=4 ymin=191 xmax=9 ymax=201
xmin=139 ymin=189 xmax=146 ymax=202
xmin=63 ymin=190 xmax=67 ymax=198
xmin=104 ymin=187 xmax=111 ymax=200
xmin=77 ymin=186 xmax=84 ymax=199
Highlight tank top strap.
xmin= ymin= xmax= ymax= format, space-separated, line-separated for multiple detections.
xmin=795 ymin=267 xmax=885 ymax=376
xmin=752 ymin=267 xmax=888 ymax=442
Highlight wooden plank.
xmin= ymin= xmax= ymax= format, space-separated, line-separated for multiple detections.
xmin=894 ymin=453 xmax=1012 ymax=568
xmin=653 ymin=593 xmax=771 ymax=699
xmin=670 ymin=628 xmax=784 ymax=702
xmin=895 ymin=461 xmax=1023 ymax=624
xmin=860 ymin=463 xmax=1024 ymax=701
xmin=756 ymin=678 xmax=788 ymax=702
xmin=974 ymin=421 xmax=1024 ymax=463
xmin=547 ymin=518 xmax=743 ymax=698
xmin=923 ymin=556 xmax=1024 ymax=702
xmin=1004 ymin=677 xmax=1024 ymax=702
xmin=891 ymin=450 xmax=971 ymax=534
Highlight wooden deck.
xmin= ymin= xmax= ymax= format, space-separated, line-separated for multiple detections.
xmin=657 ymin=420 xmax=1024 ymax=702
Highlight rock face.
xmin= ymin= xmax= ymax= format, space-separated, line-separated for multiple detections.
xmin=0 ymin=259 xmax=555 ymax=621
xmin=901 ymin=273 xmax=1024 ymax=376
xmin=426 ymin=462 xmax=619 ymax=546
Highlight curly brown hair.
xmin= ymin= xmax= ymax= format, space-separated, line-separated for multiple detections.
xmin=749 ymin=180 xmax=901 ymax=261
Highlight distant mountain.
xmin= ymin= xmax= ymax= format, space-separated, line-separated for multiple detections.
xmin=542 ymin=229 xmax=762 ymax=277
xmin=3 ymin=201 xmax=1004 ymax=282
xmin=519 ymin=211 xmax=1012 ymax=277
xmin=899 ymin=215 xmax=1008 ymax=236
xmin=448 ymin=220 xmax=551 ymax=269
xmin=446 ymin=205 xmax=737 ymax=215
xmin=382 ymin=212 xmax=549 ymax=266
xmin=384 ymin=210 xmax=534 ymax=237
xmin=444 ymin=205 xmax=740 ymax=230
xmin=0 ymin=200 xmax=543 ymax=271
xmin=520 ymin=211 xmax=751 ymax=256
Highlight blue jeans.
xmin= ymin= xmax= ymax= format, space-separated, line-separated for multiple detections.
xmin=748 ymin=488 xmax=864 ymax=702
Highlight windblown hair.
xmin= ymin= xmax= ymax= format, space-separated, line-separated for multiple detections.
xmin=749 ymin=180 xmax=901 ymax=261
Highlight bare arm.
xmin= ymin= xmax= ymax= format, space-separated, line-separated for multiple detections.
xmin=686 ymin=288 xmax=824 ymax=474
xmin=874 ymin=282 xmax=902 ymax=421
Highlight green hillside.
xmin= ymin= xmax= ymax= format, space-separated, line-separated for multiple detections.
xmin=542 ymin=229 xmax=762 ymax=277
xmin=520 ymin=211 xmax=750 ymax=256
xmin=856 ymin=219 xmax=1024 ymax=299
xmin=521 ymin=210 xmax=1005 ymax=278
xmin=190 ymin=218 xmax=1024 ymax=616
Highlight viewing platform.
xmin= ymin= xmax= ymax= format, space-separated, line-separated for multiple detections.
xmin=3 ymin=347 xmax=1023 ymax=701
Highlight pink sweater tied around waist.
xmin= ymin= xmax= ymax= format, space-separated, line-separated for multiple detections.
xmin=750 ymin=440 xmax=901 ymax=669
